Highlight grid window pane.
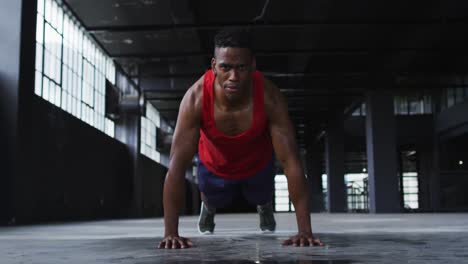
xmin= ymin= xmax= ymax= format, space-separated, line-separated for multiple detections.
xmin=49 ymin=54 xmax=55 ymax=80
xmin=50 ymin=0 xmax=57 ymax=28
xmin=55 ymin=83 xmax=61 ymax=106
xmin=55 ymin=58 xmax=61 ymax=83
xmin=140 ymin=103 xmax=164 ymax=162
xmin=72 ymin=98 xmax=77 ymax=116
xmin=67 ymin=93 xmax=72 ymax=113
xmin=409 ymin=99 xmax=422 ymax=115
xmin=36 ymin=15 xmax=44 ymax=44
xmin=37 ymin=0 xmax=45 ymax=15
xmin=56 ymin=5 xmax=63 ymax=33
xmin=62 ymin=91 xmax=67 ymax=109
xmin=35 ymin=71 xmax=42 ymax=96
xmin=35 ymin=43 xmax=43 ymax=71
xmin=35 ymin=1 xmax=115 ymax=137
xmin=274 ymin=174 xmax=292 ymax=212
xmin=402 ymin=173 xmax=419 ymax=209
xmin=77 ymin=101 xmax=82 ymax=119
xmin=42 ymin=76 xmax=49 ymax=101
xmin=49 ymin=80 xmax=55 ymax=104
xmin=43 ymin=50 xmax=50 ymax=77
xmin=45 ymin=0 xmax=51 ymax=22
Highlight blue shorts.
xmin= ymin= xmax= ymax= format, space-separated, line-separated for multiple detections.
xmin=197 ymin=157 xmax=275 ymax=209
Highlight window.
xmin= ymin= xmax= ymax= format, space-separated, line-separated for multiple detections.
xmin=394 ymin=96 xmax=408 ymax=115
xmin=321 ymin=174 xmax=328 ymax=211
xmin=274 ymin=174 xmax=294 ymax=212
xmin=440 ymin=83 xmax=468 ymax=111
xmin=408 ymin=97 xmax=424 ymax=115
xmin=35 ymin=0 xmax=115 ymax=137
xmin=140 ymin=102 xmax=161 ymax=163
xmin=351 ymin=103 xmax=366 ymax=116
xmin=322 ymin=170 xmax=417 ymax=211
xmin=402 ymin=172 xmax=419 ymax=210
xmin=394 ymin=95 xmax=432 ymax=115
xmin=345 ymin=173 xmax=368 ymax=212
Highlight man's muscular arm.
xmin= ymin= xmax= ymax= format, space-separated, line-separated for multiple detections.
xmin=158 ymin=79 xmax=202 ymax=249
xmin=264 ymin=78 xmax=323 ymax=247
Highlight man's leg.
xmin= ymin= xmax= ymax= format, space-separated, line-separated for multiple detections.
xmin=197 ymin=161 xmax=236 ymax=234
xmin=198 ymin=192 xmax=217 ymax=234
xmin=241 ymin=158 xmax=277 ymax=232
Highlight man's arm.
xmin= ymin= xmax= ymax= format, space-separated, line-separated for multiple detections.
xmin=264 ymin=79 xmax=323 ymax=247
xmin=158 ymin=80 xmax=202 ymax=249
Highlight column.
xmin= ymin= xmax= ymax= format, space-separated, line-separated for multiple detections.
xmin=325 ymin=108 xmax=347 ymax=212
xmin=365 ymin=90 xmax=400 ymax=213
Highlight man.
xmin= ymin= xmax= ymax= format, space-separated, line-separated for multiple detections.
xmin=158 ymin=28 xmax=323 ymax=249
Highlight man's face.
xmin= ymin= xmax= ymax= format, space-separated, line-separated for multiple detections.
xmin=211 ymin=47 xmax=256 ymax=101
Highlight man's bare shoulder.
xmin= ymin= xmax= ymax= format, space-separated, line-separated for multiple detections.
xmin=263 ymin=77 xmax=283 ymax=113
xmin=183 ymin=75 xmax=204 ymax=114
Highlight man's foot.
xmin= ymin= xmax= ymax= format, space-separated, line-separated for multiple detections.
xmin=198 ymin=202 xmax=216 ymax=234
xmin=257 ymin=202 xmax=276 ymax=232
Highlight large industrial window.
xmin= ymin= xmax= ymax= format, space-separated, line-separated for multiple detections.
xmin=274 ymin=174 xmax=295 ymax=212
xmin=351 ymin=103 xmax=366 ymax=116
xmin=35 ymin=0 xmax=115 ymax=137
xmin=402 ymin=172 xmax=419 ymax=210
xmin=394 ymin=96 xmax=432 ymax=115
xmin=141 ymin=103 xmax=161 ymax=163
xmin=322 ymin=173 xmax=369 ymax=212
xmin=345 ymin=173 xmax=369 ymax=212
xmin=321 ymin=174 xmax=328 ymax=211
xmin=351 ymin=95 xmax=432 ymax=116
xmin=441 ymin=86 xmax=468 ymax=111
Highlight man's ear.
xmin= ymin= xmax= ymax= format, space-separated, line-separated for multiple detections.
xmin=211 ymin=57 xmax=216 ymax=75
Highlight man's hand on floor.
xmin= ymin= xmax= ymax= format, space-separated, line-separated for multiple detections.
xmin=282 ymin=232 xmax=324 ymax=247
xmin=158 ymin=235 xmax=193 ymax=249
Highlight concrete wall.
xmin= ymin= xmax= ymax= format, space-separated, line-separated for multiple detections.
xmin=11 ymin=98 xmax=134 ymax=223
xmin=138 ymin=155 xmax=166 ymax=217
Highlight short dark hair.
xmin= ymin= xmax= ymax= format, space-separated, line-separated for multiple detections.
xmin=214 ymin=27 xmax=254 ymax=55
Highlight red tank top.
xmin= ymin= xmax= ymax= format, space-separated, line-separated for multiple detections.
xmin=198 ymin=70 xmax=273 ymax=180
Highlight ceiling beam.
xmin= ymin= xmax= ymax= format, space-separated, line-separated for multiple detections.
xmin=88 ymin=18 xmax=468 ymax=33
xmin=110 ymin=47 xmax=467 ymax=60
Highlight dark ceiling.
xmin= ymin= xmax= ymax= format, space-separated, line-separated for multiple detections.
xmin=63 ymin=0 xmax=468 ymax=148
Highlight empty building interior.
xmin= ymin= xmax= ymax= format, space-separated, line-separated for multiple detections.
xmin=1 ymin=0 xmax=468 ymax=263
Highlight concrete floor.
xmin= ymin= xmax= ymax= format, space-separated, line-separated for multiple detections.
xmin=1 ymin=213 xmax=468 ymax=263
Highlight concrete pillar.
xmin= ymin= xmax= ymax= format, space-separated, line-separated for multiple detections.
xmin=365 ymin=90 xmax=400 ymax=213
xmin=115 ymin=73 xmax=143 ymax=217
xmin=0 ymin=0 xmax=37 ymax=223
xmin=429 ymin=90 xmax=441 ymax=211
xmin=325 ymin=108 xmax=347 ymax=212
xmin=306 ymin=149 xmax=325 ymax=212
xmin=418 ymin=147 xmax=434 ymax=211
xmin=429 ymin=138 xmax=441 ymax=211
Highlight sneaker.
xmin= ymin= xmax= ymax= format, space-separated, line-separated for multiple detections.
xmin=257 ymin=202 xmax=276 ymax=232
xmin=198 ymin=202 xmax=216 ymax=234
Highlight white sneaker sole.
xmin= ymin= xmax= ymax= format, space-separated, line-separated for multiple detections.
xmin=197 ymin=204 xmax=214 ymax=235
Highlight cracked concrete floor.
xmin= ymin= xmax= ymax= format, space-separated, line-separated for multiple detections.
xmin=1 ymin=213 xmax=468 ymax=263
